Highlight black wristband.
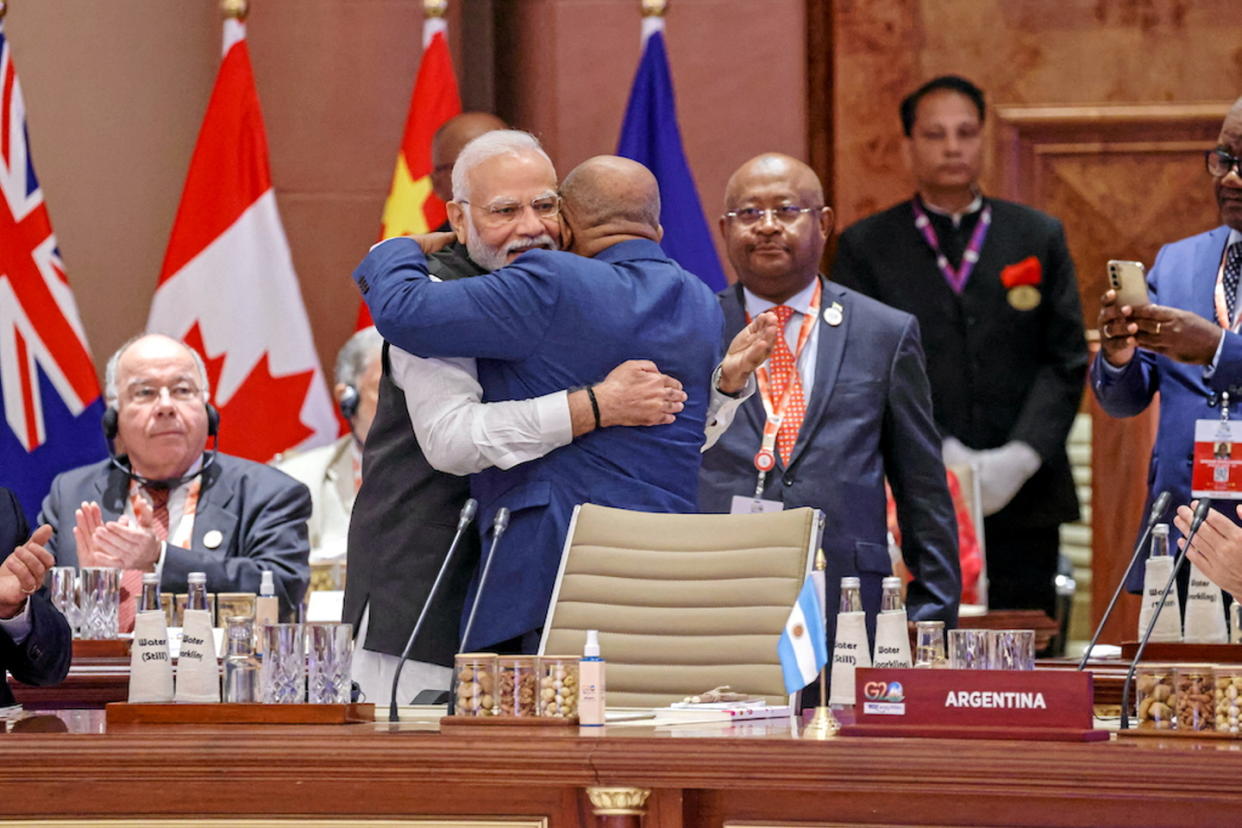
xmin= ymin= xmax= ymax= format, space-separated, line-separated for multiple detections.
xmin=586 ymin=385 xmax=602 ymax=430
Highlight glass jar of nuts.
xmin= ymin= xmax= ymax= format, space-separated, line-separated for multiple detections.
xmin=1214 ymin=665 xmax=1242 ymax=734
xmin=453 ymin=653 xmax=498 ymax=717
xmin=495 ymin=656 xmax=539 ymax=717
xmin=538 ymin=655 xmax=579 ymax=718
xmin=1135 ymin=663 xmax=1176 ymax=730
xmin=1174 ymin=665 xmax=1215 ymax=732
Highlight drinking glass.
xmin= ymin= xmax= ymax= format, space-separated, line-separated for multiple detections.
xmin=306 ymin=622 xmax=352 ymax=704
xmin=948 ymin=628 xmax=988 ymax=670
xmin=47 ymin=566 xmax=79 ymax=636
xmin=259 ymin=623 xmax=304 ymax=703
xmin=986 ymin=629 xmax=1035 ymax=671
xmin=78 ymin=567 xmax=120 ymax=640
xmin=223 ymin=616 xmax=261 ymax=703
xmin=913 ymin=620 xmax=946 ymax=668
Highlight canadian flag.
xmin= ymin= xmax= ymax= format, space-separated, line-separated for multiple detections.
xmin=148 ymin=19 xmax=334 ymax=462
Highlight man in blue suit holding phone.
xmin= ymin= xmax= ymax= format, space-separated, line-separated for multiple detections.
xmin=1094 ymin=96 xmax=1242 ymax=589
xmin=356 ymin=149 xmax=724 ymax=653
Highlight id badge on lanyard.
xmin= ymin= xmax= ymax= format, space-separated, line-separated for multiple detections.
xmin=729 ymin=283 xmax=821 ymax=515
xmin=1192 ymin=392 xmax=1242 ymax=499
xmin=730 ymin=415 xmax=784 ymax=514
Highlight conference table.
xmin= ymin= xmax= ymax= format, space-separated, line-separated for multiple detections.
xmin=8 ymin=627 xmax=1242 ymax=827
xmin=5 ymin=693 xmax=1242 ymax=826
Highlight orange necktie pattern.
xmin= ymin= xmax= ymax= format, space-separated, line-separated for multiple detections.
xmin=768 ymin=304 xmax=807 ymax=465
xmin=118 ymin=487 xmax=170 ymax=633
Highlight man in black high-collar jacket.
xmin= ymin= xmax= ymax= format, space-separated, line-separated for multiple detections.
xmin=832 ymin=76 xmax=1087 ymax=617
xmin=1 ymin=487 xmax=71 ymax=707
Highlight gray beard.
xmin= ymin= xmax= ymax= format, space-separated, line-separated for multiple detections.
xmin=465 ymin=234 xmax=510 ymax=272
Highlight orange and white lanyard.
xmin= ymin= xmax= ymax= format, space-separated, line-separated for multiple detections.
xmin=745 ymin=279 xmax=821 ymax=493
xmin=1213 ymin=242 xmax=1240 ymax=332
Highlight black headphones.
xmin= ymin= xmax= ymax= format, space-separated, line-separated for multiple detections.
xmin=101 ymin=403 xmax=220 ymax=489
xmin=338 ymin=384 xmax=359 ymax=421
xmin=102 ymin=403 xmax=219 ymax=441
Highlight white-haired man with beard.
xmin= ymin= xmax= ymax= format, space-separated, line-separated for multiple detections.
xmin=346 ymin=131 xmax=773 ymax=704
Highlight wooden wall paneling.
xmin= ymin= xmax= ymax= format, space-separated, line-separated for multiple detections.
xmin=992 ymin=102 xmax=1228 ymax=642
xmin=806 ymin=0 xmax=833 ymax=207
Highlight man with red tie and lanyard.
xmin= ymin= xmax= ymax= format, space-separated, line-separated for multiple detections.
xmin=699 ymin=152 xmax=961 ymax=658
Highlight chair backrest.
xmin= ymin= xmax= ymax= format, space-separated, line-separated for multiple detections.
xmin=948 ymin=461 xmax=988 ymax=610
xmin=539 ymin=504 xmax=822 ymax=707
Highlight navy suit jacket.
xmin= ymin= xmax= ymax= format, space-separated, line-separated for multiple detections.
xmin=1 ymin=487 xmax=71 ymax=706
xmin=1091 ymin=225 xmax=1242 ymax=590
xmin=700 ymin=279 xmax=960 ymax=648
xmin=357 ymin=237 xmax=723 ymax=648
xmin=39 ymin=455 xmax=312 ymax=618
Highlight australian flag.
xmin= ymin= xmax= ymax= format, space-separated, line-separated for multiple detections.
xmin=617 ymin=20 xmax=726 ymax=291
xmin=0 ymin=22 xmax=106 ymax=524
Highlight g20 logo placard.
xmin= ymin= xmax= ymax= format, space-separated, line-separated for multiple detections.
xmin=863 ymin=680 xmax=904 ymax=704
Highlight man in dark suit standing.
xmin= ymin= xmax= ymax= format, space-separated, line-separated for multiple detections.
xmin=700 ymin=153 xmax=960 ymax=651
xmin=1 ymin=487 xmax=71 ymax=707
xmin=832 ymin=76 xmax=1087 ymax=618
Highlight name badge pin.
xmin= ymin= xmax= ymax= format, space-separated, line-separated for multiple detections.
xmin=203 ymin=530 xmax=223 ymax=549
xmin=823 ymin=303 xmax=844 ymax=327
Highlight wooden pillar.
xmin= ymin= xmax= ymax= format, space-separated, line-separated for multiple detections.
xmin=586 ymin=786 xmax=652 ymax=828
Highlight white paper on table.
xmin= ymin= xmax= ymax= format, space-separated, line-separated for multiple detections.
xmin=306 ymin=590 xmax=344 ymax=622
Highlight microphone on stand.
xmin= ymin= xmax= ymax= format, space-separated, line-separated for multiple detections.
xmin=1120 ymin=497 xmax=1212 ymax=729
xmin=387 ymin=497 xmax=477 ymax=723
xmin=1078 ymin=491 xmax=1172 ymax=669
xmin=458 ymin=507 xmax=510 ymax=655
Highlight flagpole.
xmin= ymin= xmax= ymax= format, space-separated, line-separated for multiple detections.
xmin=803 ymin=547 xmax=840 ymax=739
xmin=221 ymin=0 xmax=248 ymax=20
xmin=640 ymin=0 xmax=667 ymax=42
xmin=424 ymin=0 xmax=448 ymax=48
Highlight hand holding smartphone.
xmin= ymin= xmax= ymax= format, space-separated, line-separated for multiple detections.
xmin=1107 ymin=260 xmax=1150 ymax=308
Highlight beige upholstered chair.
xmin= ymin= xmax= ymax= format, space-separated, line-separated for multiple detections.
xmin=538 ymin=504 xmax=823 ymax=707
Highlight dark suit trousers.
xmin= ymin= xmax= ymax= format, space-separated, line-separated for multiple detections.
xmin=983 ymin=523 xmax=1059 ymax=617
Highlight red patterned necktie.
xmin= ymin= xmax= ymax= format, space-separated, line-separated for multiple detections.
xmin=767 ymin=305 xmax=807 ymax=465
xmin=118 ymin=487 xmax=170 ymax=633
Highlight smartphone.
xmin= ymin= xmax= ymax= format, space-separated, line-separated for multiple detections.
xmin=1107 ymin=259 xmax=1150 ymax=308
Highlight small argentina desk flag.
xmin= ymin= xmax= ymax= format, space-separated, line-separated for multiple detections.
xmin=778 ymin=575 xmax=828 ymax=695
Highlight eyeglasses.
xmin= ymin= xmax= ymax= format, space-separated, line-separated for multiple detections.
xmin=723 ymin=205 xmax=824 ymax=226
xmin=124 ymin=382 xmax=202 ymax=405
xmin=1205 ymin=149 xmax=1242 ymax=179
xmin=459 ymin=195 xmax=561 ymax=228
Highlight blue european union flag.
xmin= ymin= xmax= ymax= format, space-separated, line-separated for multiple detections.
xmin=617 ymin=29 xmax=726 ymax=291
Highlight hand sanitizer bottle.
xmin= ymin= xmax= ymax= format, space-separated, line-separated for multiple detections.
xmin=578 ymin=630 xmax=606 ymax=727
